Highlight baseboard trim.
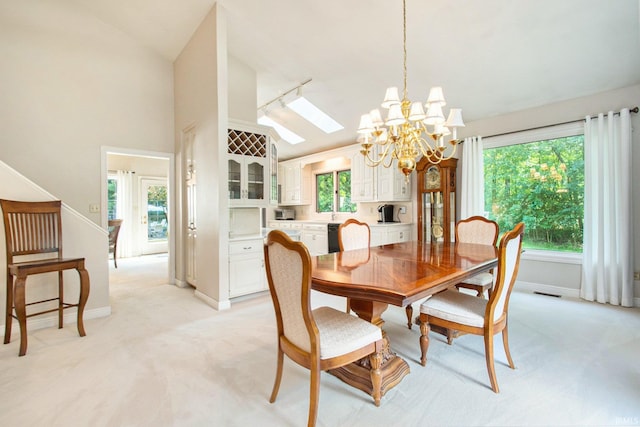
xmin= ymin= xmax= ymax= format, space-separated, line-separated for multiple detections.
xmin=514 ymin=280 xmax=580 ymax=299
xmin=174 ymin=278 xmax=188 ymax=288
xmin=194 ymin=290 xmax=231 ymax=311
xmin=0 ymin=306 xmax=112 ymax=333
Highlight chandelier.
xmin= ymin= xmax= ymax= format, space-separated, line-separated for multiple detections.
xmin=357 ymin=0 xmax=465 ymax=177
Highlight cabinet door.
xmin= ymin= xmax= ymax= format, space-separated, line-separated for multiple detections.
xmin=351 ymin=151 xmax=374 ymax=202
xmin=270 ymin=142 xmax=278 ymax=205
xmin=229 ymin=254 xmax=265 ymax=297
xmin=228 ymin=158 xmax=242 ymax=201
xmin=245 ymin=158 xmax=266 ymax=202
xmin=284 ymin=164 xmax=300 ymax=204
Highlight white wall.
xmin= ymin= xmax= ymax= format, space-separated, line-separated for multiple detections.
xmin=174 ymin=4 xmax=230 ymax=309
xmin=461 ymin=85 xmax=640 ymax=300
xmin=228 ymin=55 xmax=257 ymax=123
xmin=0 ymin=0 xmax=175 ymax=223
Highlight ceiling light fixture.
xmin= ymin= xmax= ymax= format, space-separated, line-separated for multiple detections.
xmin=257 ymin=78 xmax=343 ymax=138
xmin=357 ymin=0 xmax=465 ymax=177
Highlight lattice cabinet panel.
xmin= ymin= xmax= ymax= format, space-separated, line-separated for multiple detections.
xmin=228 ymin=129 xmax=267 ymax=157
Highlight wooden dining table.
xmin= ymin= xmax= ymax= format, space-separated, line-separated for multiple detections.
xmin=310 ymin=240 xmax=498 ymax=398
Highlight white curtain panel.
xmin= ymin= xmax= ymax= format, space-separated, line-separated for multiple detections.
xmin=581 ymin=109 xmax=633 ymax=307
xmin=115 ymin=170 xmax=135 ymax=259
xmin=460 ymin=136 xmax=485 ymax=219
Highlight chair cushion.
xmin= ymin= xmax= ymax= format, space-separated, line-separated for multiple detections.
xmin=420 ymin=289 xmax=487 ymax=328
xmin=459 ymin=272 xmax=493 ymax=287
xmin=313 ymin=306 xmax=382 ymax=359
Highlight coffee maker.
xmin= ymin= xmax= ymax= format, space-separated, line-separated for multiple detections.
xmin=377 ymin=204 xmax=395 ymax=223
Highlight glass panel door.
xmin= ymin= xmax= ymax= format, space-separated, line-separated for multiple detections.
xmin=228 ymin=159 xmax=242 ymax=200
xmin=141 ymin=178 xmax=168 ymax=254
xmin=246 ymin=160 xmax=264 ymax=200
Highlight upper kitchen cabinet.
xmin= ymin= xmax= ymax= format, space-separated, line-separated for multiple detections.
xmin=351 ymin=148 xmax=411 ymax=203
xmin=227 ymin=121 xmax=274 ymax=207
xmin=279 ymin=160 xmax=311 ymax=206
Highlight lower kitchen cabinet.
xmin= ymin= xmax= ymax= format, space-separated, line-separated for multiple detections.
xmin=301 ymin=223 xmax=328 ymax=256
xmin=370 ymin=224 xmax=412 ymax=247
xmin=229 ymin=238 xmax=266 ymax=298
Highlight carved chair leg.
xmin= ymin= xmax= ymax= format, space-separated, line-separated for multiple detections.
xmin=405 ymin=305 xmax=413 ymax=329
xmin=14 ymin=277 xmax=28 ymax=356
xmin=369 ymin=345 xmax=383 ymax=407
xmin=308 ymin=365 xmax=321 ymax=427
xmin=419 ymin=314 xmax=430 ymax=366
xmin=502 ymin=324 xmax=515 ymax=369
xmin=4 ymin=273 xmax=13 ymax=344
xmin=58 ymin=271 xmax=64 ymax=329
xmin=484 ymin=332 xmax=499 ymax=393
xmin=77 ymin=267 xmax=90 ymax=337
xmin=269 ymin=346 xmax=284 ymax=403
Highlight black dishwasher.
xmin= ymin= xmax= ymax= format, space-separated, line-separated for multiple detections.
xmin=327 ymin=223 xmax=341 ymax=253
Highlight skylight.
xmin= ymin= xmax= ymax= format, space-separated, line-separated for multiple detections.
xmin=286 ymin=97 xmax=344 ymax=134
xmin=258 ymin=115 xmax=305 ymax=145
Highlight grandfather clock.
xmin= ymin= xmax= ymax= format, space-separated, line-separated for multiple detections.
xmin=417 ymin=157 xmax=458 ymax=243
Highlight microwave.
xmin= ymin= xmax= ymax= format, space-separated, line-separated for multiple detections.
xmin=274 ymin=208 xmax=295 ymax=220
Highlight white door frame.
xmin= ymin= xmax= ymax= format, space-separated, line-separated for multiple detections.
xmin=100 ymin=146 xmax=176 ymax=285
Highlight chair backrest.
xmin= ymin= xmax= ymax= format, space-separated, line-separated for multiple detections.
xmin=0 ymin=199 xmax=63 ymax=264
xmin=264 ymin=230 xmax=318 ymax=356
xmin=338 ymin=218 xmax=370 ymax=251
xmin=456 ymin=216 xmax=499 ymax=246
xmin=108 ymin=219 xmax=123 ymax=247
xmin=487 ymin=222 xmax=525 ymax=323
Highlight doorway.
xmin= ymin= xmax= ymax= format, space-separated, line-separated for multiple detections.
xmin=101 ymin=147 xmax=175 ymax=285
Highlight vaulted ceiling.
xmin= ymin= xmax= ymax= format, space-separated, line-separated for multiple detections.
xmin=63 ymin=0 xmax=640 ymax=159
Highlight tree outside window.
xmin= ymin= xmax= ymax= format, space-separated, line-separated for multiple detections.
xmin=316 ymin=170 xmax=356 ymax=213
xmin=484 ymin=135 xmax=584 ymax=252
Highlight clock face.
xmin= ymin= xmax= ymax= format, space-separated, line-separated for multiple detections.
xmin=425 ymin=166 xmax=441 ymax=189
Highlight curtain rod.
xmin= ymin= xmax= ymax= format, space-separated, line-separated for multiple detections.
xmin=466 ymin=106 xmax=638 ymax=141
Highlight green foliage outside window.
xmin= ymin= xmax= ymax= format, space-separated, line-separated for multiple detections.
xmin=316 ymin=173 xmax=334 ymax=212
xmin=316 ymin=170 xmax=357 ymax=214
xmin=483 ymin=135 xmax=584 ymax=252
xmin=107 ymin=178 xmax=117 ymax=220
xmin=338 ymin=170 xmax=356 ymax=213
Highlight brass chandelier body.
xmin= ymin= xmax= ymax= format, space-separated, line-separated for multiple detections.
xmin=357 ymin=0 xmax=465 ymax=177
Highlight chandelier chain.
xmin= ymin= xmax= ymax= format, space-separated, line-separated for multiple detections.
xmin=402 ymin=0 xmax=408 ymax=99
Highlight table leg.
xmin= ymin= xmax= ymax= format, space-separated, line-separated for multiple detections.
xmin=329 ymin=299 xmax=410 ymax=397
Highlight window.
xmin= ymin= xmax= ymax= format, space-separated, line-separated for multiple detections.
xmin=107 ymin=177 xmax=117 ymax=220
xmin=316 ymin=170 xmax=356 ymax=213
xmin=483 ymin=125 xmax=584 ymax=253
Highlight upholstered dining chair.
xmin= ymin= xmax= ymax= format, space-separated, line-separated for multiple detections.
xmin=338 ymin=218 xmax=371 ymax=313
xmin=455 ymin=216 xmax=499 ymax=298
xmin=418 ymin=222 xmax=524 ymax=393
xmin=108 ymin=219 xmax=123 ymax=268
xmin=264 ymin=230 xmax=383 ymax=427
xmin=1 ymin=199 xmax=90 ymax=356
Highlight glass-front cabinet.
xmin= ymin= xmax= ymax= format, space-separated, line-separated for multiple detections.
xmin=227 ymin=122 xmax=272 ymax=207
xmin=417 ymin=157 xmax=457 ymax=243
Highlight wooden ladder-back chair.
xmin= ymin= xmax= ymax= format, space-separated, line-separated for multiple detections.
xmin=338 ymin=218 xmax=371 ymax=313
xmin=455 ymin=216 xmax=499 ymax=298
xmin=1 ymin=199 xmax=90 ymax=356
xmin=108 ymin=219 xmax=123 ymax=268
xmin=264 ymin=230 xmax=383 ymax=427
xmin=418 ymin=222 xmax=524 ymax=393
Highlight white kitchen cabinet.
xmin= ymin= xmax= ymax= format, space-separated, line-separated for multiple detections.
xmin=370 ymin=224 xmax=412 ymax=246
xmin=350 ymin=149 xmax=411 ymax=203
xmin=279 ymin=161 xmax=311 ymax=205
xmin=228 ymin=154 xmax=268 ymax=206
xmin=229 ymin=238 xmax=267 ymax=298
xmin=301 ymin=223 xmax=328 ymax=256
xmin=351 ymin=150 xmax=375 ymax=202
xmin=377 ymin=159 xmax=411 ymax=202
xmin=228 ymin=121 xmax=273 ymax=208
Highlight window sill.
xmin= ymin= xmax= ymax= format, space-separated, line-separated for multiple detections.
xmin=521 ymin=249 xmax=582 ymax=265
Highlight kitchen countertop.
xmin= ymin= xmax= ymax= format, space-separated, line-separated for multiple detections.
xmin=269 ymin=219 xmax=412 ymax=227
xmin=229 ymin=228 xmax=302 ymax=242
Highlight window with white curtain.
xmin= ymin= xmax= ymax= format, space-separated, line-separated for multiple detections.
xmin=483 ymin=123 xmax=584 ymax=253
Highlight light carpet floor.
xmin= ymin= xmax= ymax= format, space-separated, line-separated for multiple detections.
xmin=1 ymin=254 xmax=639 ymax=427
